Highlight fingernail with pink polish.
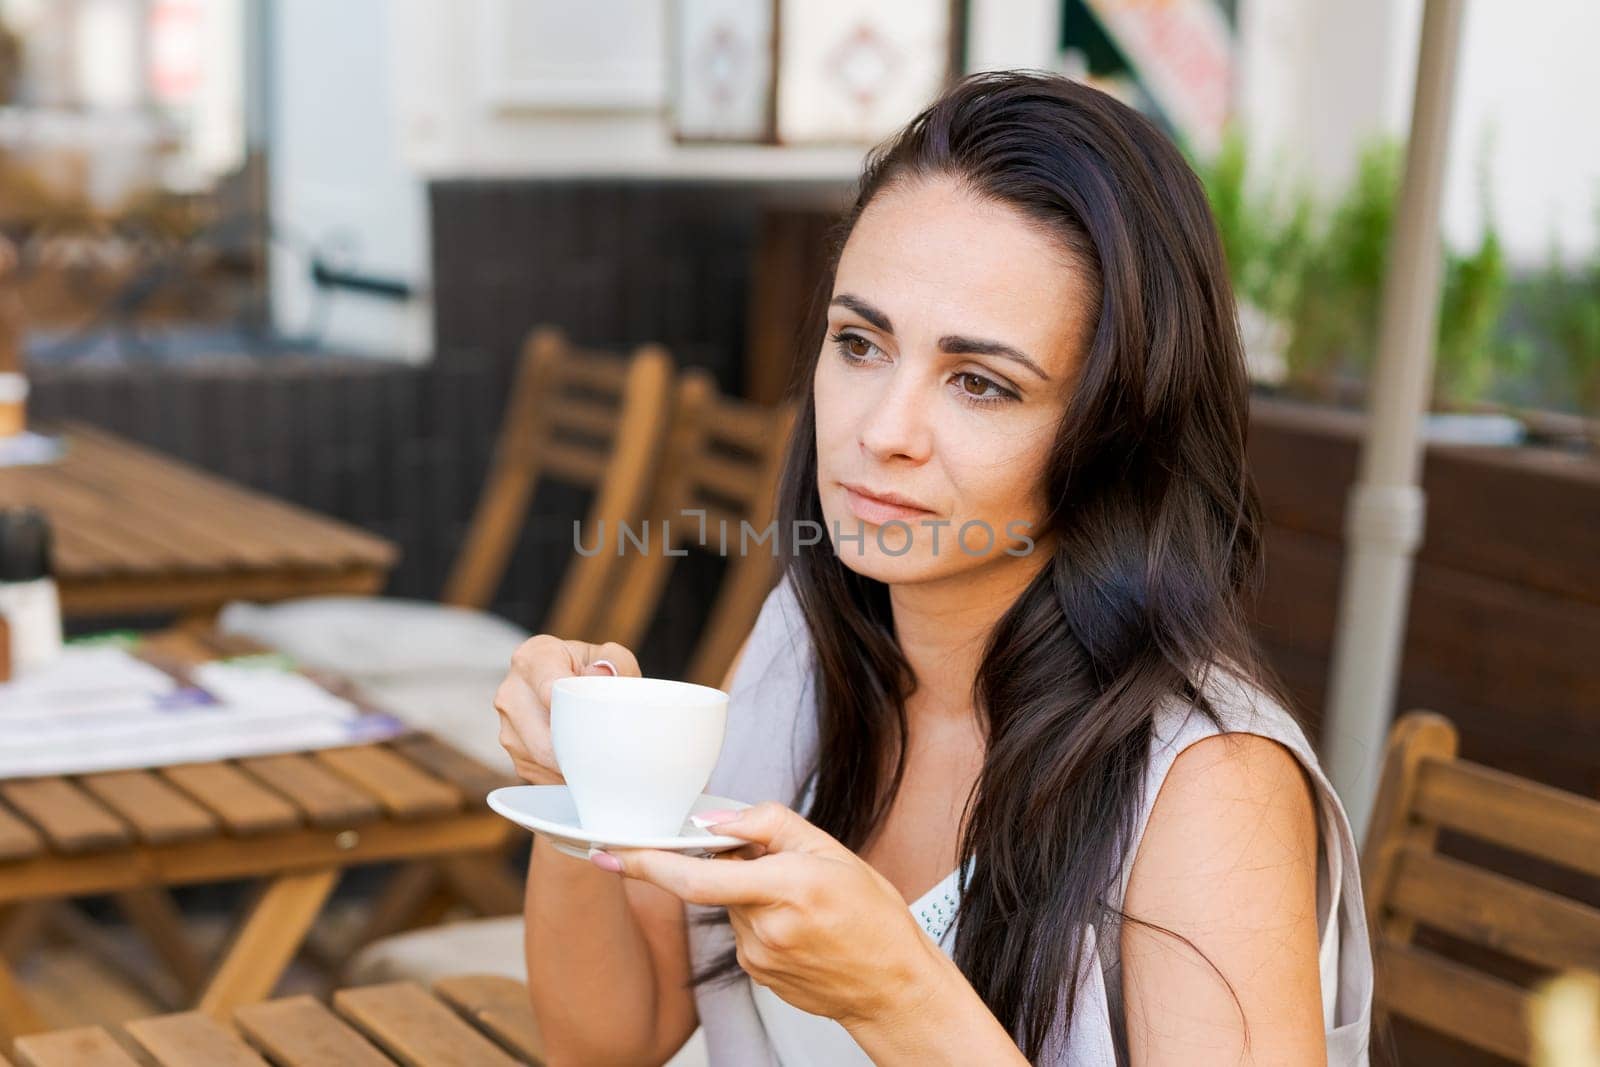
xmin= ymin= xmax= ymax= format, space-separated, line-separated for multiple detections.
xmin=588 ymin=659 xmax=618 ymax=676
xmin=588 ymin=847 xmax=622 ymax=872
xmin=690 ymin=809 xmax=741 ymax=829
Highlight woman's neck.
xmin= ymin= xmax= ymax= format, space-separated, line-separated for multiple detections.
xmin=888 ymin=554 xmax=1046 ymax=722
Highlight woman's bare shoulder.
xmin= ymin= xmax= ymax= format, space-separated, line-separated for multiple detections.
xmin=1120 ymin=732 xmax=1326 ymax=1062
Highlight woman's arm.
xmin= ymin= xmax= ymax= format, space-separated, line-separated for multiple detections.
xmin=1120 ymin=732 xmax=1326 ymax=1065
xmin=844 ymin=948 xmax=1029 ymax=1066
xmin=522 ymin=634 xmax=754 ymax=1066
xmin=524 ymin=843 xmax=699 ymax=1065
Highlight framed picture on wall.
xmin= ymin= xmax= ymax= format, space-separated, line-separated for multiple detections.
xmin=775 ymin=0 xmax=962 ymax=145
xmin=671 ymin=0 xmax=778 ymax=143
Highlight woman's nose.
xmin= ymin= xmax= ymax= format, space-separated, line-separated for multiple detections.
xmin=858 ymin=367 xmax=933 ymax=463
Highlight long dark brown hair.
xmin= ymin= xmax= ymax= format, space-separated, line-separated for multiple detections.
xmin=696 ymin=70 xmax=1278 ymax=1060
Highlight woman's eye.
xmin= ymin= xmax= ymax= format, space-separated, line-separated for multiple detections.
xmin=954 ymin=372 xmax=1015 ymax=405
xmin=830 ymin=332 xmax=879 ymax=363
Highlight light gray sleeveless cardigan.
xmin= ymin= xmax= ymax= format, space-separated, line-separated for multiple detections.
xmin=687 ymin=576 xmax=1373 ymax=1064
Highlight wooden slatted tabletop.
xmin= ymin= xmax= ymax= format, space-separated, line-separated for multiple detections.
xmin=0 ymin=629 xmax=519 ymax=1043
xmin=0 ymin=422 xmax=398 ymax=619
xmin=12 ymin=977 xmax=545 ymax=1066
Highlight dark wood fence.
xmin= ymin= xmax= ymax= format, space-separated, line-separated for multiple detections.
xmin=1249 ymin=396 xmax=1600 ymax=800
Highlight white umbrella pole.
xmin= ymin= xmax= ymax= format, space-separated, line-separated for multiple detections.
xmin=1322 ymin=0 xmax=1467 ymax=840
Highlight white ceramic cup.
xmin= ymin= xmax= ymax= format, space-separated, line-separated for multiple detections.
xmin=550 ymin=675 xmax=729 ymax=838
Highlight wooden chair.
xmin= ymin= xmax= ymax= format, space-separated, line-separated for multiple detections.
xmin=591 ymin=368 xmax=797 ymax=687
xmin=218 ymin=325 xmax=676 ymax=769
xmin=1361 ymin=710 xmax=1600 ymax=1063
xmin=216 ymin=328 xmax=677 ymax=956
xmin=343 ymin=379 xmax=796 ymax=989
xmin=441 ymin=325 xmax=676 ymax=639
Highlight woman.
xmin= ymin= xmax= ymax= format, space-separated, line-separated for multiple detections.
xmin=495 ymin=71 xmax=1372 ymax=1065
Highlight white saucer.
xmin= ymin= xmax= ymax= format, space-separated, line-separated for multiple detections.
xmin=487 ymin=785 xmax=751 ymax=859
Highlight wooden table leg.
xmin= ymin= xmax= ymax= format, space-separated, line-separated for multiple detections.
xmin=342 ymin=862 xmax=443 ymax=955
xmin=439 ymin=855 xmax=524 ymax=918
xmin=197 ymin=867 xmax=340 ymax=1018
xmin=45 ymin=901 xmax=187 ymax=1012
xmin=115 ymin=888 xmax=209 ymax=997
xmin=0 ymin=953 xmax=46 ymax=1043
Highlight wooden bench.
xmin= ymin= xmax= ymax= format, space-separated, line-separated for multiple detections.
xmin=9 ymin=976 xmax=543 ymax=1067
xmin=1362 ymin=710 xmax=1600 ymax=1063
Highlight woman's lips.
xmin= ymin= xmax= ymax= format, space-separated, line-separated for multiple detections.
xmin=841 ymin=484 xmax=935 ymax=525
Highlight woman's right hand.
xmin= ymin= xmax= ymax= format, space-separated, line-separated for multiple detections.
xmin=494 ymin=636 xmax=641 ymax=785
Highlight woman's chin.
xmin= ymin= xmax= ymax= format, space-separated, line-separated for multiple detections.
xmin=829 ymin=546 xmax=960 ymax=585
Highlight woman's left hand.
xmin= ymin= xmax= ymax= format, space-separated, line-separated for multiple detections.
xmin=590 ymin=802 xmax=949 ymax=1030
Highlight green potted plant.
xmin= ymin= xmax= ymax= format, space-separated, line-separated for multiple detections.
xmin=1200 ymin=136 xmax=1526 ymax=444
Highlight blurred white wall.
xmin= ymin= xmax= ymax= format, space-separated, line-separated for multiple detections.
xmin=1441 ymin=1 xmax=1600 ymax=267
xmin=268 ymin=0 xmax=430 ymax=361
xmin=1238 ymin=0 xmax=1600 ymax=267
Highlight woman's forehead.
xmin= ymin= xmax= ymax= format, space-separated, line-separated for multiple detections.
xmin=833 ymin=179 xmax=1092 ymax=376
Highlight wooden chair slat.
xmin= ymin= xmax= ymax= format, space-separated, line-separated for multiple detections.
xmin=0 ymin=778 xmax=130 ymax=853
xmin=234 ymin=995 xmax=397 ymax=1067
xmin=684 ymin=541 xmax=783 ymax=690
xmin=1389 ymin=846 xmax=1600 ymax=974
xmin=547 ymin=398 xmax=619 ymax=438
xmin=692 ymin=451 xmax=760 ymax=503
xmin=541 ymin=345 xmax=675 ymax=641
xmin=0 ymin=799 xmax=45 ymax=860
xmin=160 ymin=763 xmax=301 ymax=836
xmin=333 ymin=982 xmax=523 ymax=1067
xmin=1376 ymin=942 xmax=1532 ymax=1063
xmin=553 ymin=353 xmax=629 ymax=394
xmin=538 ymin=441 xmax=608 ymax=484
xmin=388 ymin=736 xmax=512 ymax=806
xmin=440 ymin=328 xmax=673 ymax=634
xmin=237 ymin=754 xmax=383 ymax=828
xmin=123 ymin=1011 xmax=272 ymax=1067
xmin=12 ymin=1026 xmax=142 ymax=1067
xmin=433 ymin=976 xmax=545 ymax=1065
xmin=437 ymin=329 xmax=562 ymax=612
xmin=1364 ymin=711 xmax=1600 ymax=1064
xmin=590 ymin=378 xmax=793 ymax=692
xmin=80 ymin=771 xmax=218 ymax=844
xmin=314 ymin=748 xmax=461 ymax=819
xmin=1412 ymin=756 xmax=1600 ymax=877
xmin=704 ymin=400 xmax=780 ymax=453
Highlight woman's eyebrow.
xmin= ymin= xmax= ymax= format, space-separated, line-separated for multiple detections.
xmin=831 ymin=292 xmax=1051 ymax=382
xmin=830 ymin=293 xmax=892 ymax=332
xmin=937 ymin=335 xmax=1050 ymax=381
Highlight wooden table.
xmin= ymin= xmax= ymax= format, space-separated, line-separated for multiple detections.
xmin=0 ymin=629 xmax=519 ymax=1044
xmin=0 ymin=422 xmax=398 ymax=620
xmin=7 ymin=977 xmax=544 ymax=1066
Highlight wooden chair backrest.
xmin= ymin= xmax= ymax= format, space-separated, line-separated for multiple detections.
xmin=1361 ymin=710 xmax=1600 ymax=1063
xmin=593 ymin=369 xmax=796 ymax=687
xmin=440 ymin=326 xmax=674 ymax=642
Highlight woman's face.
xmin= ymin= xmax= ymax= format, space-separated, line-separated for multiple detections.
xmin=814 ymin=175 xmax=1094 ymax=586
